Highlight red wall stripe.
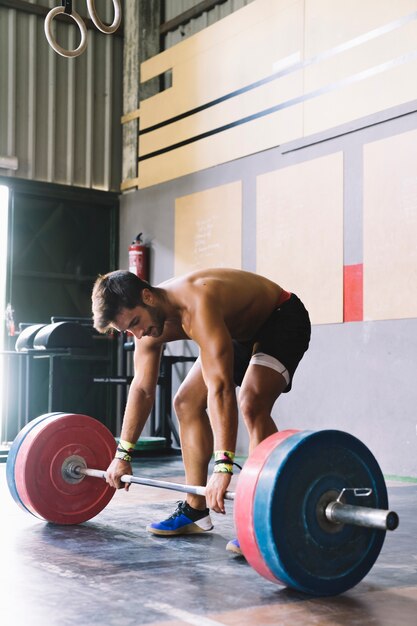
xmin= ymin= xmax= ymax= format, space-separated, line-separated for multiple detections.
xmin=344 ymin=264 xmax=363 ymax=322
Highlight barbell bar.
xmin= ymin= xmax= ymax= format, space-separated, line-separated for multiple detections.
xmin=67 ymin=464 xmax=398 ymax=532
xmin=7 ymin=412 xmax=400 ymax=596
xmin=69 ymin=464 xmax=236 ymax=500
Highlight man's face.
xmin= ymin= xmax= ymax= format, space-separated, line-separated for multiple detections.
xmin=113 ymin=302 xmax=165 ymax=340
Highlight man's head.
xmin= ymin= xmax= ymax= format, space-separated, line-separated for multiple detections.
xmin=92 ymin=270 xmax=153 ymax=333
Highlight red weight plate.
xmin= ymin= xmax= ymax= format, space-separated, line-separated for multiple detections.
xmin=14 ymin=413 xmax=116 ymax=524
xmin=235 ymin=430 xmax=299 ymax=583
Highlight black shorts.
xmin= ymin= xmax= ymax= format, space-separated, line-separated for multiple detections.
xmin=233 ymin=293 xmax=311 ymax=392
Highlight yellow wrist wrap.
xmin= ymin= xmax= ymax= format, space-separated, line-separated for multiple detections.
xmin=115 ymin=439 xmax=136 ymax=462
xmin=119 ymin=439 xmax=136 ymax=452
xmin=213 ymin=450 xmax=235 ymax=474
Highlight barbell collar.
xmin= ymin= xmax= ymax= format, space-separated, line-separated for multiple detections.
xmin=325 ymin=500 xmax=399 ymax=531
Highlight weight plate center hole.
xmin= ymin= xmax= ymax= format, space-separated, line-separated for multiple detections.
xmin=61 ymin=455 xmax=87 ymax=484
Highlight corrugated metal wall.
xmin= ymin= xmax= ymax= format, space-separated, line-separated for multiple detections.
xmin=0 ymin=0 xmax=123 ymax=191
xmin=162 ymin=0 xmax=254 ymax=48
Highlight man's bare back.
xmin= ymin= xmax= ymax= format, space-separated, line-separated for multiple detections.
xmin=152 ymin=268 xmax=285 ymax=345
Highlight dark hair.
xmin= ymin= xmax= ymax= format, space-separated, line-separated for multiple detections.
xmin=92 ymin=270 xmax=152 ymax=332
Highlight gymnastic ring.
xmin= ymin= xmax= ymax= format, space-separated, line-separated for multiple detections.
xmin=86 ymin=0 xmax=122 ymax=34
xmin=44 ymin=6 xmax=87 ymax=58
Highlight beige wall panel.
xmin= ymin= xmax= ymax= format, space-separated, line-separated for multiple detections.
xmin=304 ymin=19 xmax=417 ymax=93
xmin=256 ymin=154 xmax=344 ymax=325
xmin=174 ymin=182 xmax=242 ymax=276
xmin=363 ymin=130 xmax=417 ymax=321
xmin=140 ymin=72 xmax=303 ymax=155
xmin=304 ymin=0 xmax=417 ymax=58
xmin=304 ymin=57 xmax=417 ymax=136
xmin=140 ymin=0 xmax=303 ymax=129
xmin=133 ymin=0 xmax=417 ymax=186
xmin=138 ymin=105 xmax=303 ymax=188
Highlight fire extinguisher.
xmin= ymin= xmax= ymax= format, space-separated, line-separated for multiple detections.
xmin=128 ymin=233 xmax=150 ymax=281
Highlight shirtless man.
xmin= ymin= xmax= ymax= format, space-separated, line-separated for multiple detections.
xmin=92 ymin=268 xmax=310 ymax=553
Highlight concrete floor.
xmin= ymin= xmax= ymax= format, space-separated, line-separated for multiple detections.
xmin=1 ymin=456 xmax=417 ymax=626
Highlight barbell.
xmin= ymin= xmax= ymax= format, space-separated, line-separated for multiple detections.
xmin=7 ymin=412 xmax=399 ymax=597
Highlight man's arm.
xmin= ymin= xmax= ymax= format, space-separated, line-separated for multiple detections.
xmin=188 ymin=298 xmax=238 ymax=513
xmin=106 ymin=338 xmax=163 ymax=489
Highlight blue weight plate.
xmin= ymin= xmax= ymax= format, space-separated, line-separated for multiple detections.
xmin=253 ymin=430 xmax=388 ymax=596
xmin=6 ymin=412 xmax=64 ymax=514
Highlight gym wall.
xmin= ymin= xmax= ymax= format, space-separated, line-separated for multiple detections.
xmin=120 ymin=0 xmax=417 ymax=477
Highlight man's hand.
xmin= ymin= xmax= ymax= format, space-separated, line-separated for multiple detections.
xmin=205 ymin=472 xmax=232 ymax=514
xmin=106 ymin=458 xmax=133 ymax=491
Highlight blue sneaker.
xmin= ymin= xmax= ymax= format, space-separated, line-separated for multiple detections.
xmin=146 ymin=501 xmax=213 ymax=536
xmin=226 ymin=538 xmax=243 ymax=555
